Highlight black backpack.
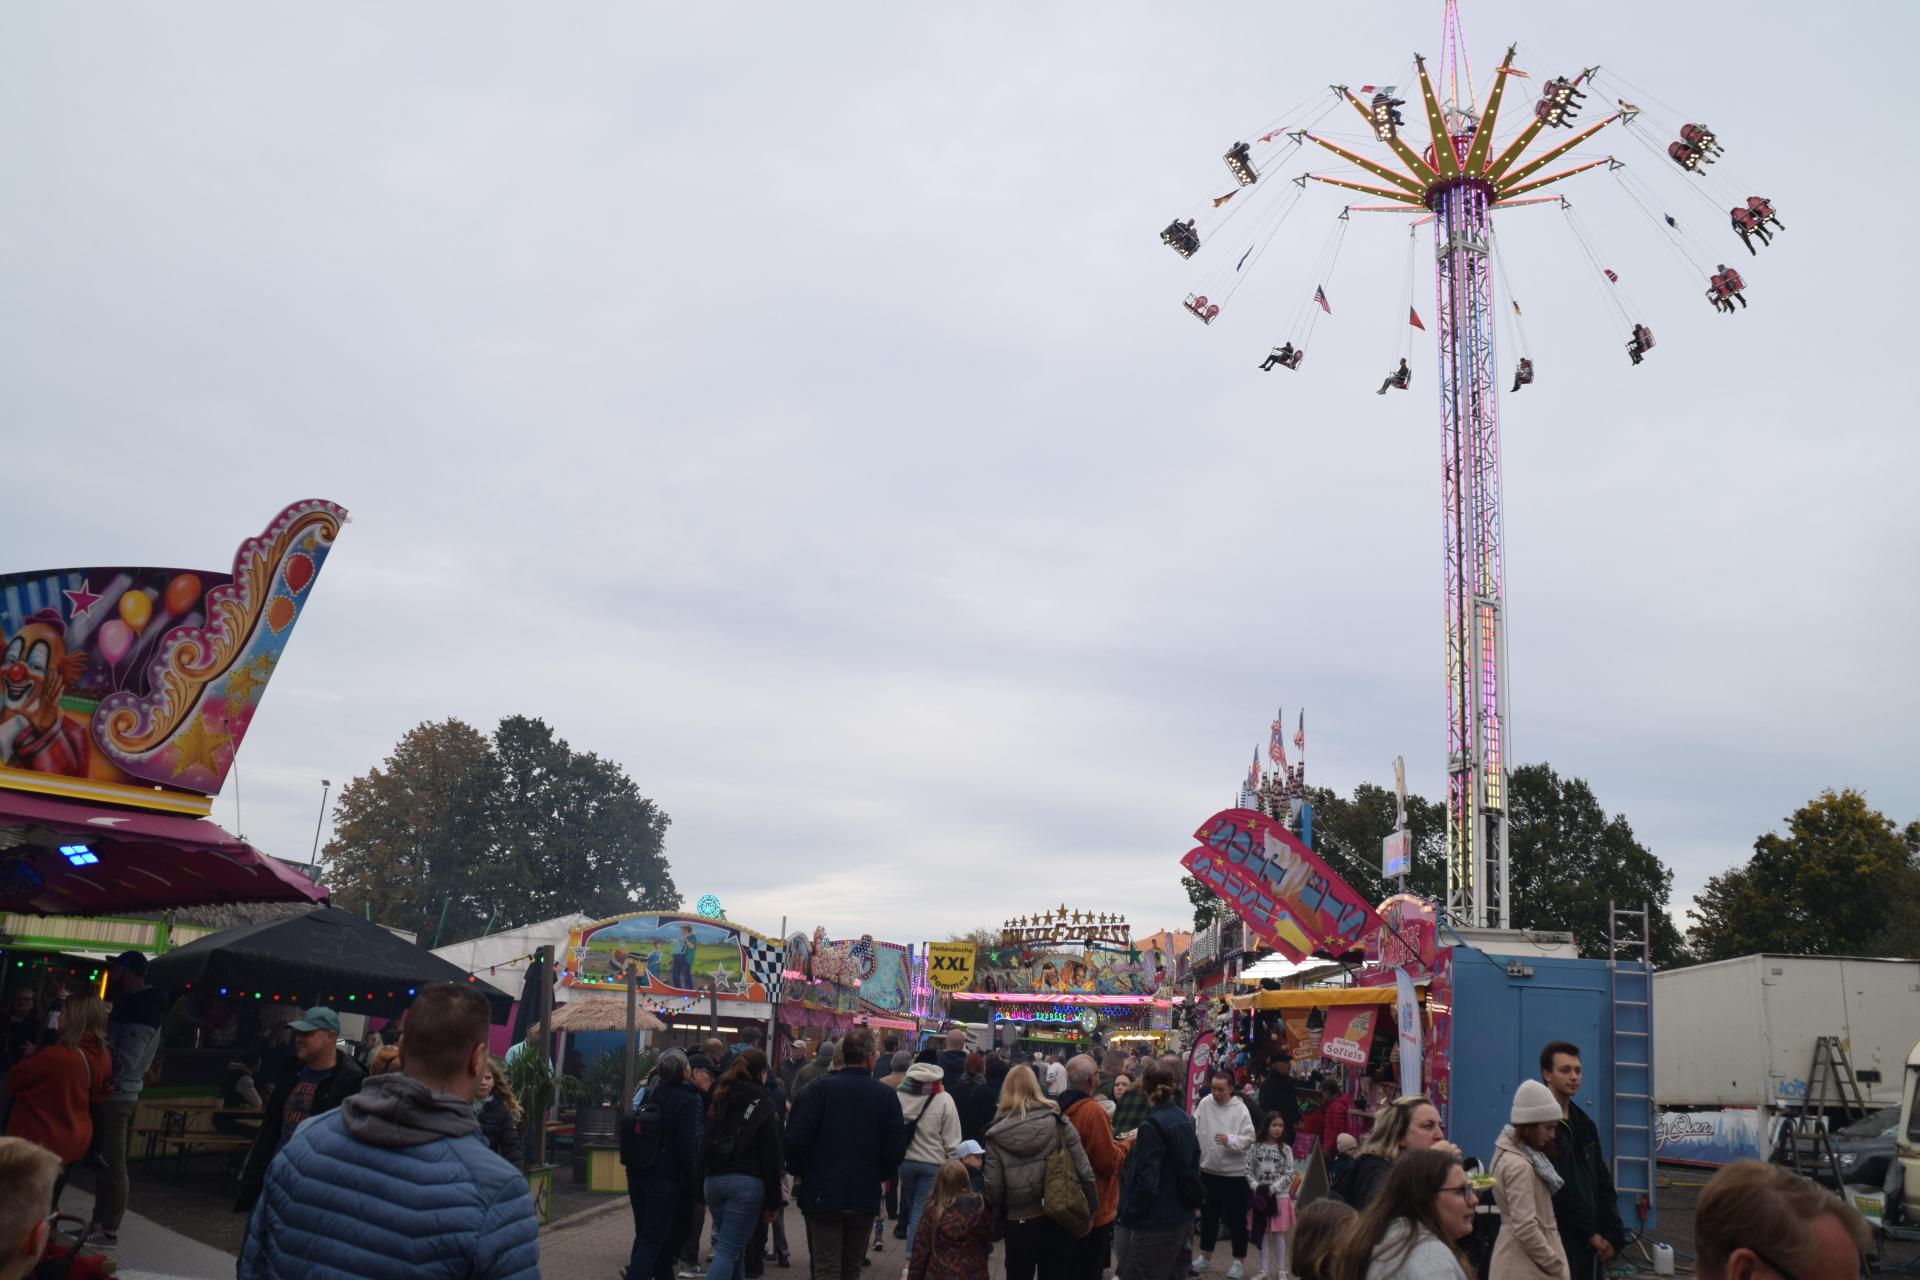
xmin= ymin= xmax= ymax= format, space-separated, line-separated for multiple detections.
xmin=622 ymin=1088 xmax=668 ymax=1170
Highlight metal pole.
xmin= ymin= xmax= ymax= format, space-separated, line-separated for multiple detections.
xmin=310 ymin=779 xmax=331 ymax=870
xmin=532 ymin=944 xmax=554 ymax=1166
xmin=709 ymin=977 xmax=720 ymax=1041
xmin=431 ymin=898 xmax=451 ymax=948
xmin=771 ymin=915 xmax=786 ymax=1058
xmin=624 ymin=966 xmax=638 ymax=1105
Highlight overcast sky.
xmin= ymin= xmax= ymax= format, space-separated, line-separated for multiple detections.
xmin=3 ymin=2 xmax=1913 ymax=950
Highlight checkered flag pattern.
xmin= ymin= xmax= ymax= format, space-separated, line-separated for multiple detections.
xmin=742 ymin=934 xmax=785 ymax=1003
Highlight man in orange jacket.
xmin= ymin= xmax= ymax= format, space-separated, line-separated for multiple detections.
xmin=1061 ymin=1054 xmax=1132 ymax=1280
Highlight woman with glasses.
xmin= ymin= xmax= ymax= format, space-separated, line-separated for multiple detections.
xmin=1329 ymin=1148 xmax=1476 ymax=1280
xmin=1336 ymin=1095 xmax=1455 ymax=1211
xmin=1487 ymin=1081 xmax=1569 ymax=1279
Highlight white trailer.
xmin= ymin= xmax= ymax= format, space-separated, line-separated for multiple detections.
xmin=1653 ymin=954 xmax=1920 ymax=1165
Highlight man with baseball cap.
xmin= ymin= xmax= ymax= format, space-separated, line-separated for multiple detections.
xmin=236 ymin=1006 xmax=364 ymax=1212
xmin=87 ymin=950 xmax=164 ymax=1249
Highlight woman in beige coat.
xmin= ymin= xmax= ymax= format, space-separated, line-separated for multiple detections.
xmin=1488 ymin=1080 xmax=1570 ymax=1280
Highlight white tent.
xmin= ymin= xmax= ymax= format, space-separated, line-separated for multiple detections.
xmin=430 ymin=912 xmax=594 ymax=1003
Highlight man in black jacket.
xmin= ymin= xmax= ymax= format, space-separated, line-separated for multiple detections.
xmin=1541 ymin=1041 xmax=1627 ymax=1280
xmin=235 ymin=1007 xmax=365 ymax=1211
xmin=785 ymin=1027 xmax=908 ymax=1280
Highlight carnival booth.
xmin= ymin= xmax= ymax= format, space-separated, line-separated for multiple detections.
xmin=778 ymin=930 xmax=933 ymax=1057
xmin=1183 ymin=807 xmax=1654 ymax=1234
xmin=937 ymin=907 xmax=1179 ymax=1053
xmin=561 ymin=906 xmax=783 ymax=1047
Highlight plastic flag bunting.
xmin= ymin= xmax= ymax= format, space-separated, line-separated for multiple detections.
xmin=1213 ymin=191 xmax=1238 ymax=208
xmin=1314 ymin=285 xmax=1331 ymax=314
xmin=1603 ymin=268 xmax=1619 ymax=283
xmin=1237 ymin=245 xmax=1254 ymax=272
xmin=1294 ymin=711 xmax=1305 ymax=751
xmin=1408 ymin=307 xmax=1425 ymax=331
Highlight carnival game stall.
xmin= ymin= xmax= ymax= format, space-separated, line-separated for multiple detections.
xmin=939 ymin=907 xmax=1178 ymax=1051
xmin=776 ymin=929 xmax=930 ymax=1056
xmin=1182 ymin=807 xmax=1654 ymax=1233
xmin=561 ymin=906 xmax=784 ymax=1046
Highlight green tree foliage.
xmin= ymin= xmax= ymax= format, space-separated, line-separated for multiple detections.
xmin=1686 ymin=790 xmax=1920 ymax=961
xmin=1183 ymin=874 xmax=1224 ymax=931
xmin=324 ymin=716 xmax=676 ymax=943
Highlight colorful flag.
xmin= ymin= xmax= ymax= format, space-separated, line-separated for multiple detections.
xmin=1603 ymin=268 xmax=1619 ymax=283
xmin=1258 ymin=129 xmax=1284 ymax=144
xmin=1408 ymin=307 xmax=1425 ymax=331
xmin=1248 ymin=749 xmax=1261 ymax=795
xmin=1237 ymin=245 xmax=1254 ymax=272
xmin=1268 ymin=714 xmax=1289 ymax=767
xmin=1358 ymin=85 xmax=1397 ymax=96
xmin=1314 ymin=285 xmax=1331 ymax=314
xmin=1505 ymin=67 xmax=1533 ymax=79
xmin=1294 ymin=710 xmax=1306 ymax=751
xmin=1213 ymin=191 xmax=1238 ymax=208
xmin=1512 ymin=300 xmax=1523 ymax=316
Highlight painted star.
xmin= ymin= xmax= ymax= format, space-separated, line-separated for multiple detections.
xmin=63 ymin=580 xmax=102 ymax=615
xmin=251 ymin=653 xmax=276 ymax=678
xmin=223 ymin=664 xmax=264 ymax=706
xmin=169 ymin=714 xmax=232 ymax=778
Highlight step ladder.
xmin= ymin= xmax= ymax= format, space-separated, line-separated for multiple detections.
xmin=1778 ymin=1035 xmax=1869 ymax=1186
xmin=1608 ymin=902 xmax=1655 ymax=1214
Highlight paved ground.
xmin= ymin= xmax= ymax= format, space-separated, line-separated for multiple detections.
xmin=51 ymin=1183 xmax=239 ymax=1280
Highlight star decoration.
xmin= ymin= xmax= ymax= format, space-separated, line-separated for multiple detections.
xmin=63 ymin=580 xmax=102 ymax=615
xmin=251 ymin=653 xmax=276 ymax=678
xmin=169 ymin=714 xmax=232 ymax=778
xmin=223 ymin=663 xmax=265 ymax=706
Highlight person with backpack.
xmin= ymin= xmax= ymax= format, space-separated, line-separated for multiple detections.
xmin=701 ymin=1049 xmax=785 ymax=1280
xmin=627 ymin=1049 xmax=708 ymax=1280
xmin=1114 ymin=1062 xmax=1203 ymax=1280
xmin=906 ymin=1158 xmax=1001 ymax=1280
xmin=982 ymin=1064 xmax=1097 ymax=1280
xmin=897 ymin=1060 xmax=963 ymax=1268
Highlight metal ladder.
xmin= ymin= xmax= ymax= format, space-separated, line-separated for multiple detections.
xmin=1608 ymin=902 xmax=1655 ymax=1213
xmin=1779 ymin=1036 xmax=1869 ymax=1185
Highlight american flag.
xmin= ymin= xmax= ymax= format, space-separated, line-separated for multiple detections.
xmin=1294 ymin=711 xmax=1306 ymax=752
xmin=1268 ymin=714 xmax=1289 ymax=766
xmin=1247 ymin=749 xmax=1261 ymax=795
xmin=1314 ymin=285 xmax=1331 ymax=314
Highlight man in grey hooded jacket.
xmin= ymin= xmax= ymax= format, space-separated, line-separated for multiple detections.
xmin=238 ymin=984 xmax=538 ymax=1280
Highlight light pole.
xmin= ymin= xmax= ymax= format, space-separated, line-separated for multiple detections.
xmin=310 ymin=778 xmax=332 ymax=875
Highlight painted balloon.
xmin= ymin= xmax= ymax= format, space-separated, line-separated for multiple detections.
xmin=98 ymin=619 xmax=134 ymax=664
xmin=163 ymin=574 xmax=202 ymax=616
xmin=118 ymin=591 xmax=152 ymax=632
xmin=265 ymin=596 xmax=295 ymax=634
xmin=282 ymin=554 xmax=314 ymax=595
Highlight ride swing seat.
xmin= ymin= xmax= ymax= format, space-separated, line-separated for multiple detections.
xmin=1263 ymin=344 xmax=1304 ymax=371
xmin=1162 ymin=219 xmax=1202 ymax=258
xmin=1669 ymin=140 xmax=1704 ymax=172
xmin=1224 ymin=141 xmax=1258 ymax=187
xmin=1511 ymin=357 xmax=1535 ymax=390
xmin=1680 ymin=122 xmax=1722 ymax=155
xmin=1184 ymin=293 xmax=1222 ymax=324
xmin=1627 ymin=324 xmax=1655 ymax=365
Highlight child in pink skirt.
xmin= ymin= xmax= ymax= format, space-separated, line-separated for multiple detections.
xmin=1244 ymin=1112 xmax=1297 ymax=1280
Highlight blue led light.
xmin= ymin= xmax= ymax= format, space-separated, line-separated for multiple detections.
xmin=59 ymin=844 xmax=99 ymax=867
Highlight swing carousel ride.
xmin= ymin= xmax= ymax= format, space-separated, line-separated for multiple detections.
xmin=1160 ymin=1 xmax=1783 ymax=932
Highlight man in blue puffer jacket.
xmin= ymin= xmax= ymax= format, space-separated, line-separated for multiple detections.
xmin=238 ymin=984 xmax=539 ymax=1280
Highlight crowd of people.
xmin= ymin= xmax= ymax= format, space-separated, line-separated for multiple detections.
xmin=0 ymin=980 xmax=1879 ymax=1279
xmin=616 ymin=1030 xmax=1872 ymax=1280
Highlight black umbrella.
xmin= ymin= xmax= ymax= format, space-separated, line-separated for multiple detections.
xmin=147 ymin=906 xmax=513 ymax=1023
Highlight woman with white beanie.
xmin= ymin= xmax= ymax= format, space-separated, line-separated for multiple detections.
xmin=1488 ymin=1080 xmax=1570 ymax=1279
xmin=898 ymin=1061 xmax=964 ymax=1270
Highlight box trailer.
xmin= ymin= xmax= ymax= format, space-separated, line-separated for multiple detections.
xmin=1653 ymin=954 xmax=1920 ymax=1165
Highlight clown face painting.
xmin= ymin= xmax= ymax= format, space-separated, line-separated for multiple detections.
xmin=0 ymin=610 xmax=90 ymax=775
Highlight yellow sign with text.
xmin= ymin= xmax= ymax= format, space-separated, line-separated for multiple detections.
xmin=925 ymin=942 xmax=976 ymax=992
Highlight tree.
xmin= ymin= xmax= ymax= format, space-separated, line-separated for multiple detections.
xmin=323 ymin=718 xmax=504 ymax=944
xmin=1302 ymin=782 xmax=1448 ymax=907
xmin=490 ymin=715 xmax=676 ymax=925
xmin=1504 ymin=764 xmax=1686 ymax=965
xmin=945 ymin=927 xmax=1004 ymax=949
xmin=1182 ymin=874 xmax=1224 ymax=931
xmin=324 ymin=716 xmax=677 ymax=943
xmin=1687 ymin=790 xmax=1920 ymax=961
